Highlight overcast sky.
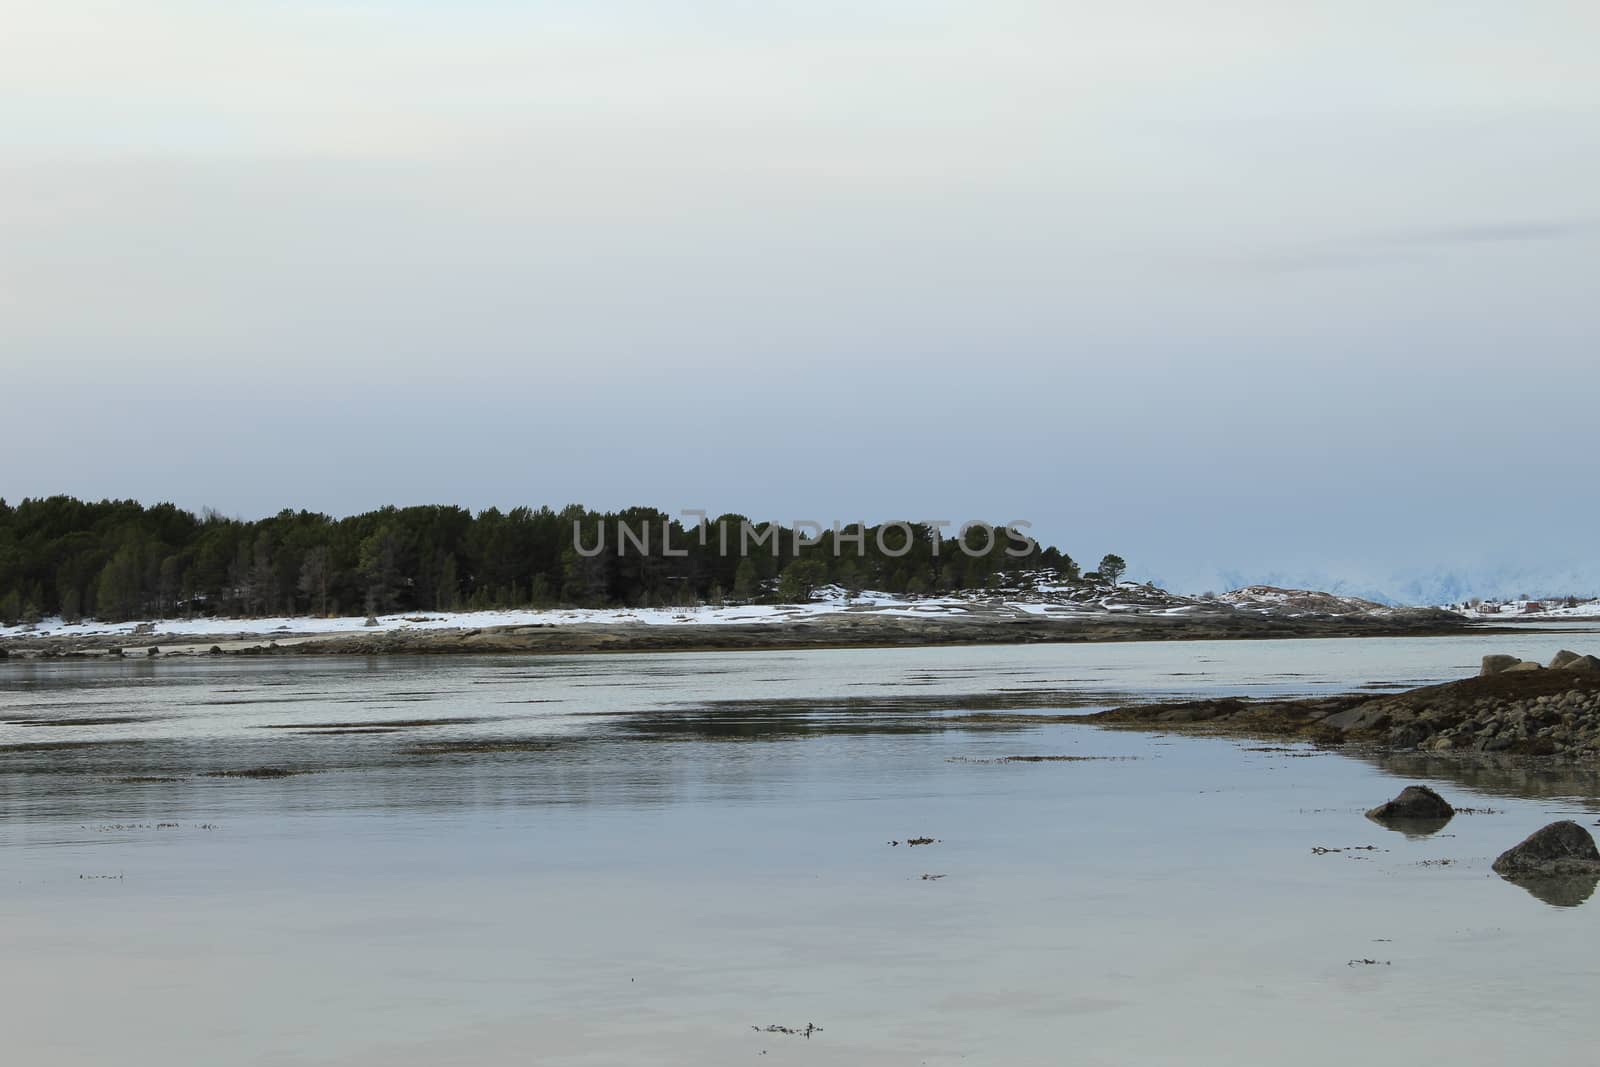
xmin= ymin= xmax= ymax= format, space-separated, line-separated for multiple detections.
xmin=3 ymin=2 xmax=1597 ymax=601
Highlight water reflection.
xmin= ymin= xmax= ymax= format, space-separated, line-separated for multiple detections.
xmin=1499 ymin=872 xmax=1600 ymax=908
xmin=1365 ymin=814 xmax=1454 ymax=839
xmin=1371 ymin=751 xmax=1600 ymax=809
xmin=607 ymin=690 xmax=1125 ymax=742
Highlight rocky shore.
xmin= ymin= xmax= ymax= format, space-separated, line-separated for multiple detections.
xmin=1092 ymin=650 xmax=1600 ymax=759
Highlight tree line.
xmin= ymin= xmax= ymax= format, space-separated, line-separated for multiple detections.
xmin=0 ymin=497 xmax=1116 ymax=624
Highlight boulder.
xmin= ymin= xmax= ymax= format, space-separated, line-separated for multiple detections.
xmin=1559 ymin=654 xmax=1600 ymax=673
xmin=1504 ymin=660 xmax=1544 ymax=673
xmin=1492 ymin=821 xmax=1600 ymax=877
xmin=1481 ymin=654 xmax=1521 ymax=676
xmin=1366 ymin=784 xmax=1454 ymax=821
xmin=1549 ymin=650 xmax=1583 ymax=669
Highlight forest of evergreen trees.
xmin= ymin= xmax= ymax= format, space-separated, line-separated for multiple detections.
xmin=0 ymin=497 xmax=1086 ymax=625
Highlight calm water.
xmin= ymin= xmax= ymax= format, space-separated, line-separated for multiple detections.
xmin=4 ymin=630 xmax=1600 ymax=1065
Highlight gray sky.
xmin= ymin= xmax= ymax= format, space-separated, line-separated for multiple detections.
xmin=3 ymin=1 xmax=1598 ymax=601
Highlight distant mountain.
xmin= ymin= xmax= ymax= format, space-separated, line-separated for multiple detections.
xmin=1204 ymin=565 xmax=1600 ymax=608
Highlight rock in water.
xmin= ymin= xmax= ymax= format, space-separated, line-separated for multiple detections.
xmin=1549 ymin=650 xmax=1583 ymax=669
xmin=1366 ymin=785 xmax=1454 ymax=821
xmin=1492 ymin=822 xmax=1600 ymax=877
xmin=1481 ymin=654 xmax=1521 ymax=676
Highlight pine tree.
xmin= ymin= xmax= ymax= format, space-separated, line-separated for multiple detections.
xmin=732 ymin=558 xmax=760 ymax=601
xmin=95 ymin=545 xmax=144 ymax=622
xmin=777 ymin=559 xmax=826 ymax=603
xmin=298 ymin=547 xmax=333 ymax=617
xmin=436 ymin=554 xmax=460 ymax=611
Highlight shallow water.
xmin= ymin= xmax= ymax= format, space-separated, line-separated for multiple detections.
xmin=4 ymin=630 xmax=1600 ymax=1065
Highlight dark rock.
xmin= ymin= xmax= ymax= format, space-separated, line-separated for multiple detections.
xmin=1387 ymin=721 xmax=1432 ymax=748
xmin=1367 ymin=784 xmax=1454 ymax=821
xmin=1492 ymin=821 xmax=1600 ymax=877
xmin=146 ymin=646 xmax=159 ymax=657
xmin=1481 ymin=654 xmax=1521 ymax=676
xmin=209 ymin=645 xmax=223 ymax=655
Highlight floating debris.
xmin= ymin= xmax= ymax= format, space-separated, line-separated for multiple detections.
xmin=752 ymin=1024 xmax=823 ymax=1038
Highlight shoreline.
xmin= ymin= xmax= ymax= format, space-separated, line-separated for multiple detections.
xmin=0 ymin=609 xmax=1562 ymax=660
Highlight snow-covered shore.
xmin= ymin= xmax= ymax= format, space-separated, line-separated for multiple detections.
xmin=0 ymin=581 xmax=1431 ymax=645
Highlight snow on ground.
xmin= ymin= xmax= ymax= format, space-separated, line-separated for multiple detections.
xmin=0 ymin=577 xmax=1438 ymax=643
xmin=1214 ymin=585 xmax=1390 ymax=615
xmin=0 ymin=587 xmax=1038 ymax=642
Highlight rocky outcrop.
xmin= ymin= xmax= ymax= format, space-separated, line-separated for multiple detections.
xmin=1492 ymin=821 xmax=1600 ymax=877
xmin=1091 ymin=666 xmax=1600 ymax=759
xmin=1366 ymin=785 xmax=1453 ymax=821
